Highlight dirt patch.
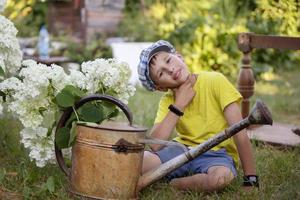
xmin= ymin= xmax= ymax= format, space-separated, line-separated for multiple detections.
xmin=0 ymin=186 xmax=22 ymax=200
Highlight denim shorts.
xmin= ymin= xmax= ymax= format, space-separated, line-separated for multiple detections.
xmin=155 ymin=145 xmax=237 ymax=181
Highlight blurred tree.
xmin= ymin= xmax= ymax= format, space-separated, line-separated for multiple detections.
xmin=3 ymin=0 xmax=48 ymax=37
xmin=118 ymin=0 xmax=300 ymax=78
xmin=247 ymin=0 xmax=300 ymax=74
xmin=63 ymin=37 xmax=112 ymax=64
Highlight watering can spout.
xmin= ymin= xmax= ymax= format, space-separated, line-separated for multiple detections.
xmin=137 ymin=99 xmax=273 ymax=191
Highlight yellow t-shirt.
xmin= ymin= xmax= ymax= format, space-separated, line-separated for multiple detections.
xmin=154 ymin=71 xmax=242 ymax=165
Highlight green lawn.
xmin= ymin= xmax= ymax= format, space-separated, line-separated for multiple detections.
xmin=0 ymin=69 xmax=299 ymax=199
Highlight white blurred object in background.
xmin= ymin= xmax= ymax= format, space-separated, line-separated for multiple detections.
xmin=109 ymin=41 xmax=152 ymax=84
xmin=38 ymin=25 xmax=50 ymax=59
xmin=0 ymin=0 xmax=7 ymax=12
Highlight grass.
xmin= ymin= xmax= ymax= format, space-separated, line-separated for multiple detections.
xmin=0 ymin=69 xmax=300 ymax=199
xmin=253 ymin=70 xmax=300 ymax=125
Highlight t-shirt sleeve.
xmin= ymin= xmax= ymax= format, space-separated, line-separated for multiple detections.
xmin=154 ymin=93 xmax=173 ymax=124
xmin=213 ymin=72 xmax=243 ymax=111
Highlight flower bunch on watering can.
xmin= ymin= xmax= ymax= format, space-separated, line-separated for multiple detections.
xmin=0 ymin=58 xmax=135 ymax=167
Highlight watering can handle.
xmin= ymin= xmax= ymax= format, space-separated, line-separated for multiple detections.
xmin=54 ymin=94 xmax=133 ymax=177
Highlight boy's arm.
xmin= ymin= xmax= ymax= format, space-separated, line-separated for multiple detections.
xmin=150 ymin=74 xmax=196 ymax=151
xmin=223 ymin=102 xmax=257 ymax=176
xmin=150 ymin=112 xmax=181 ymax=151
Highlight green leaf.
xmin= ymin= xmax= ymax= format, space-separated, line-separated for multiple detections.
xmin=46 ymin=176 xmax=55 ymax=193
xmin=107 ymin=108 xmax=119 ymax=119
xmin=68 ymin=121 xmax=77 ymax=146
xmin=47 ymin=127 xmax=52 ymax=137
xmin=47 ymin=121 xmax=57 ymax=137
xmin=38 ymin=107 xmax=47 ymax=115
xmin=102 ymin=102 xmax=115 ymax=115
xmin=0 ymin=66 xmax=5 ymax=77
xmin=63 ymin=85 xmax=85 ymax=98
xmin=55 ymin=90 xmax=75 ymax=108
xmin=55 ymin=85 xmax=86 ymax=108
xmin=101 ymin=102 xmax=119 ymax=119
xmin=101 ymin=101 xmax=116 ymax=109
xmin=80 ymin=103 xmax=104 ymax=123
xmin=0 ymin=90 xmax=6 ymax=102
xmin=65 ymin=112 xmax=79 ymax=128
xmin=55 ymin=127 xmax=70 ymax=149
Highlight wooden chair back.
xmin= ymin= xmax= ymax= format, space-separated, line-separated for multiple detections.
xmin=237 ymin=33 xmax=300 ymax=117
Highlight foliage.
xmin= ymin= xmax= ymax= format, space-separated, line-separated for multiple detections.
xmin=247 ymin=0 xmax=300 ymax=73
xmin=118 ymin=0 xmax=300 ymax=78
xmin=63 ymin=38 xmax=112 ymax=64
xmin=3 ymin=0 xmax=48 ymax=37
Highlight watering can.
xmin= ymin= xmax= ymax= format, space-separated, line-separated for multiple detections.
xmin=55 ymin=94 xmax=273 ymax=199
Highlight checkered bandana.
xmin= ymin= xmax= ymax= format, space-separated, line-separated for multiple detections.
xmin=138 ymin=40 xmax=176 ymax=91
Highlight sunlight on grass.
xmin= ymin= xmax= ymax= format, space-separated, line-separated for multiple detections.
xmin=255 ymin=82 xmax=280 ymax=95
xmin=253 ymin=69 xmax=300 ymax=125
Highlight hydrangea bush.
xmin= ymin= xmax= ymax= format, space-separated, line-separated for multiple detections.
xmin=0 ymin=59 xmax=135 ymax=167
xmin=0 ymin=2 xmax=135 ymax=167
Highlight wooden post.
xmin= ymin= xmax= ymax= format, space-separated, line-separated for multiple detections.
xmin=237 ymin=33 xmax=254 ymax=118
xmin=236 ymin=33 xmax=300 ymax=117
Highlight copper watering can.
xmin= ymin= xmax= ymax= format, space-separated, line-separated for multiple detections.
xmin=55 ymin=94 xmax=273 ymax=199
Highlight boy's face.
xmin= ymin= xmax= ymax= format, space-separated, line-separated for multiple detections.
xmin=149 ymin=51 xmax=190 ymax=91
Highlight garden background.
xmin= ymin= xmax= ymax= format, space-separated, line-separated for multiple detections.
xmin=0 ymin=0 xmax=299 ymax=199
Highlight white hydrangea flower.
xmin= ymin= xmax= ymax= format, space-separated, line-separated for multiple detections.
xmin=79 ymin=58 xmax=135 ymax=103
xmin=21 ymin=127 xmax=55 ymax=167
xmin=0 ymin=15 xmax=22 ymax=77
xmin=69 ymin=69 xmax=87 ymax=89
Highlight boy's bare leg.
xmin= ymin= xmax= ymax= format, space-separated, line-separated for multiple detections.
xmin=170 ymin=166 xmax=234 ymax=192
xmin=142 ymin=151 xmax=162 ymax=173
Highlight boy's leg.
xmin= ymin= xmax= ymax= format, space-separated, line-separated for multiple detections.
xmin=170 ymin=148 xmax=236 ymax=192
xmin=170 ymin=165 xmax=234 ymax=192
xmin=142 ymin=151 xmax=162 ymax=173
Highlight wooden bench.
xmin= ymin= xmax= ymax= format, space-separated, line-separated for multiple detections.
xmin=236 ymin=33 xmax=300 ymax=146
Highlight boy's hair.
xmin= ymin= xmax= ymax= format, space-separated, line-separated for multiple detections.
xmin=137 ymin=40 xmax=175 ymax=91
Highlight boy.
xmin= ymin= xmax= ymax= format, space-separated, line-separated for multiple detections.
xmin=137 ymin=40 xmax=259 ymax=192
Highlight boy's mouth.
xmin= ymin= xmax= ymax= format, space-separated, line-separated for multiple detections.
xmin=173 ymin=69 xmax=181 ymax=80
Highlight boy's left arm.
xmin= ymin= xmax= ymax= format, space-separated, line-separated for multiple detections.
xmin=223 ymin=102 xmax=257 ymax=176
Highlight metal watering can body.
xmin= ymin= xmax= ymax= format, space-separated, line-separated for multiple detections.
xmin=55 ymin=95 xmax=273 ymax=199
xmin=71 ymin=122 xmax=147 ymax=199
xmin=55 ymin=94 xmax=148 ymax=199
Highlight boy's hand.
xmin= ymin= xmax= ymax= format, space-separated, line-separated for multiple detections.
xmin=173 ymin=74 xmax=196 ymax=110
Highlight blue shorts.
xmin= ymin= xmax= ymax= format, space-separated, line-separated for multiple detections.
xmin=155 ymin=145 xmax=237 ymax=181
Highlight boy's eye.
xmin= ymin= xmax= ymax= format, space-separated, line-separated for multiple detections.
xmin=166 ymin=57 xmax=171 ymax=64
xmin=159 ymin=72 xmax=163 ymax=77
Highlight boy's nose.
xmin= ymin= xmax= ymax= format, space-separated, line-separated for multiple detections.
xmin=167 ymin=67 xmax=174 ymax=75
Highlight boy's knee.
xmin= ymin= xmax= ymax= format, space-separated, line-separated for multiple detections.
xmin=207 ymin=166 xmax=234 ymax=190
xmin=142 ymin=151 xmax=161 ymax=174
